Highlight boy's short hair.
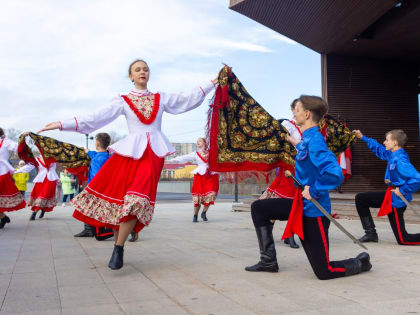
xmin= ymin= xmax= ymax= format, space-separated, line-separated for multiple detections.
xmin=298 ymin=95 xmax=328 ymax=123
xmin=386 ymin=129 xmax=407 ymax=147
xmin=95 ymin=133 xmax=111 ymax=149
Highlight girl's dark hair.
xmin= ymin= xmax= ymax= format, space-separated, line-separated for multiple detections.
xmin=0 ymin=128 xmax=4 ymax=138
xmin=128 ymin=59 xmax=148 ymax=76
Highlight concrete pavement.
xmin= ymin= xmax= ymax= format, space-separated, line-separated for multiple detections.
xmin=1 ymin=201 xmax=420 ymax=314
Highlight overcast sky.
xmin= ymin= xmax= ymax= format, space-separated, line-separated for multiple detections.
xmin=0 ymin=0 xmax=321 ymax=147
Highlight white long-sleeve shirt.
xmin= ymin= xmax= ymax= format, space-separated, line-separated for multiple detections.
xmin=167 ymin=151 xmax=213 ymax=175
xmin=59 ymin=81 xmax=216 ymax=159
xmin=15 ymin=157 xmax=59 ymax=183
xmin=0 ymin=137 xmax=18 ymax=176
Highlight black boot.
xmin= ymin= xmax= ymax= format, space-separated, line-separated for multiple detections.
xmin=128 ymin=231 xmax=138 ymax=242
xmin=74 ymin=223 xmax=95 ymax=237
xmin=0 ymin=215 xmax=11 ymax=229
xmin=343 ymin=258 xmax=362 ymax=277
xmin=359 ymin=216 xmax=378 ymax=242
xmin=30 ymin=211 xmax=37 ymax=221
xmin=201 ymin=211 xmax=208 ymax=222
xmin=356 ymin=252 xmax=372 ymax=272
xmin=284 ymin=235 xmax=299 ymax=249
xmin=108 ymin=245 xmax=124 ymax=270
xmin=39 ymin=211 xmax=45 ymax=219
xmin=193 ymin=215 xmax=198 ymax=222
xmin=245 ymin=224 xmax=279 ymax=272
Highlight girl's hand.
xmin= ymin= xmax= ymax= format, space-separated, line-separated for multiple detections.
xmin=212 ymin=77 xmax=218 ymax=85
xmin=38 ymin=122 xmax=61 ymax=133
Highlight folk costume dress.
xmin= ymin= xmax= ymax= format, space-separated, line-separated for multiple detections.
xmin=260 ymin=119 xmax=302 ymax=200
xmin=168 ymin=151 xmax=219 ymax=207
xmin=16 ymin=157 xmax=59 ymax=212
xmin=59 ymin=82 xmax=215 ymax=233
xmin=0 ymin=138 xmax=26 ymax=212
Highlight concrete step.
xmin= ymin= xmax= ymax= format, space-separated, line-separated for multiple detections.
xmin=232 ymin=203 xmax=251 ymax=212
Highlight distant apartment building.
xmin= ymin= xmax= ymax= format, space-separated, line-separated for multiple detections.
xmin=169 ymin=142 xmax=196 ymax=158
xmin=161 ymin=142 xmax=197 ymax=179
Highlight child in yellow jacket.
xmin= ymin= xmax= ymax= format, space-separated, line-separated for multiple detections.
xmin=13 ymin=160 xmax=29 ymax=197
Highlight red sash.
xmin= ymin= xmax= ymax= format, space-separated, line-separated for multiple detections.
xmin=377 ymin=186 xmax=393 ymax=217
xmin=282 ymin=188 xmax=304 ymax=240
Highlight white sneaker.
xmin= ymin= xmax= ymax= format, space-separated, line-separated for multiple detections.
xmin=62 ymin=203 xmax=66 ymax=207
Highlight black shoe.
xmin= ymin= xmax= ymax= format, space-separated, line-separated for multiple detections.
xmin=0 ymin=215 xmax=11 ymax=229
xmin=193 ymin=215 xmax=198 ymax=222
xmin=74 ymin=228 xmax=95 ymax=237
xmin=108 ymin=245 xmax=124 ymax=270
xmin=356 ymin=252 xmax=372 ymax=272
xmin=245 ymin=224 xmax=279 ymax=273
xmin=39 ymin=211 xmax=45 ymax=219
xmin=201 ymin=211 xmax=208 ymax=221
xmin=245 ymin=260 xmax=279 ymax=272
xmin=343 ymin=258 xmax=362 ymax=277
xmin=359 ymin=216 xmax=378 ymax=242
xmin=128 ymin=231 xmax=138 ymax=242
xmin=30 ymin=212 xmax=36 ymax=221
xmin=284 ymin=236 xmax=299 ymax=249
xmin=359 ymin=233 xmax=378 ymax=242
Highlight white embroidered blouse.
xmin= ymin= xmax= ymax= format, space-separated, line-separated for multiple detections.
xmin=59 ymin=81 xmax=216 ymax=159
xmin=0 ymin=138 xmax=18 ymax=176
xmin=167 ymin=151 xmax=213 ymax=175
xmin=15 ymin=157 xmax=59 ymax=183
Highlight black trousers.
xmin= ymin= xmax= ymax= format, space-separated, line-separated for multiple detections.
xmin=251 ymin=199 xmax=347 ymax=280
xmin=356 ymin=192 xmax=420 ymax=245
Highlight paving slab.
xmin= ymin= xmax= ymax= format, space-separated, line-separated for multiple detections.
xmin=1 ymin=202 xmax=420 ymax=314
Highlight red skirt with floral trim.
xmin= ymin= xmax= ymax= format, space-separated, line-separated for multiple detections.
xmin=0 ymin=173 xmax=26 ymax=212
xmin=192 ymin=173 xmax=219 ymax=207
xmin=72 ymin=145 xmax=164 ymax=233
xmin=27 ymin=179 xmax=57 ymax=212
xmin=259 ymin=166 xmax=296 ymax=200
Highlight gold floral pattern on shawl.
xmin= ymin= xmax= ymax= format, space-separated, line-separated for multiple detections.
xmin=19 ymin=132 xmax=90 ymax=169
xmin=319 ymin=115 xmax=357 ymax=155
xmin=208 ymin=66 xmax=357 ymax=172
xmin=212 ymin=66 xmax=296 ymax=168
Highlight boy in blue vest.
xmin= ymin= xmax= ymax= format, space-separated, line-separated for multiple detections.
xmin=353 ymin=129 xmax=420 ymax=245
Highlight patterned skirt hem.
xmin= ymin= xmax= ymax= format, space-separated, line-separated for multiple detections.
xmin=0 ymin=200 xmax=26 ymax=212
xmin=192 ymin=192 xmax=217 ymax=206
xmin=72 ymin=189 xmax=155 ymax=228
